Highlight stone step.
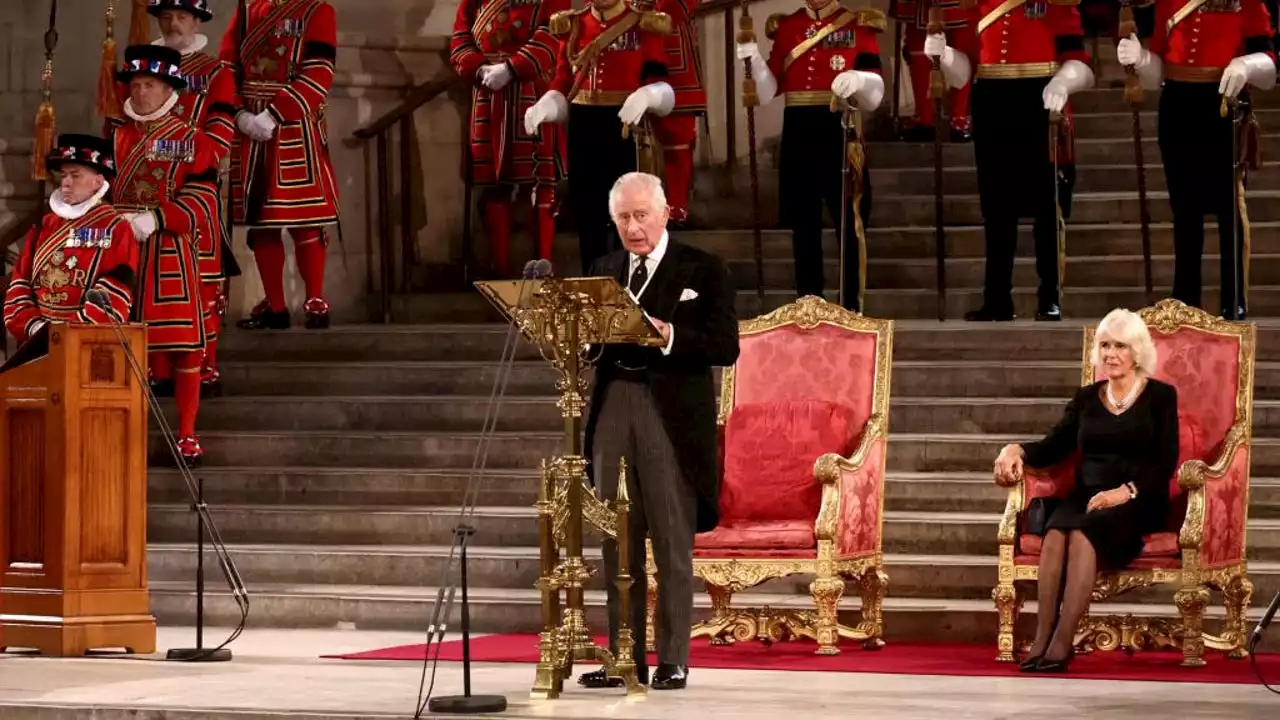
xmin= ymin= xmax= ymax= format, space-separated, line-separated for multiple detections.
xmin=146 ymin=467 xmax=1280 ymax=519
xmin=729 ymin=254 xmax=1280 ymax=292
xmin=865 ymin=190 xmax=1280 ymax=228
xmin=866 ymin=134 xmax=1280 ymax=170
xmin=1067 ymin=86 xmax=1280 ymax=114
xmin=175 ymin=393 xmax=1280 ymax=441
xmin=145 ymin=581 xmax=1259 ymax=643
xmin=146 ymin=503 xmax=1280 ymax=560
xmin=685 ymin=222 xmax=1280 ymax=261
xmin=145 ymin=543 xmax=1280 ymax=606
xmin=214 ymin=361 xmax=557 ymax=396
xmin=870 ymin=163 xmax=1280 ymax=196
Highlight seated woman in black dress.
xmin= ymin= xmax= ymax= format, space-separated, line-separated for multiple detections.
xmin=993 ymin=308 xmax=1179 ymax=673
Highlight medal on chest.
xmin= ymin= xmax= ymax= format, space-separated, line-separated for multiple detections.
xmin=147 ymin=138 xmax=196 ymax=163
xmin=66 ymin=226 xmax=111 ymax=250
xmin=37 ymin=250 xmax=73 ymax=296
xmin=607 ymin=29 xmax=641 ymax=52
xmin=1023 ymin=0 xmax=1047 ymax=19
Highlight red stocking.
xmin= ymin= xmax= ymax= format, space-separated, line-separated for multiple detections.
xmin=200 ymin=282 xmax=221 ymax=374
xmin=249 ymin=229 xmax=287 ymax=312
xmin=291 ymin=227 xmax=327 ymax=300
xmin=485 ymin=196 xmax=512 ymax=276
xmin=533 ymin=184 xmax=556 ymax=261
xmin=150 ymin=352 xmax=173 ymax=381
xmin=172 ymin=350 xmax=203 ymax=438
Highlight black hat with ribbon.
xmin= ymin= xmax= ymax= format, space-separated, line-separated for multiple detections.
xmin=45 ymin=134 xmax=117 ymax=180
xmin=116 ymin=44 xmax=188 ymax=90
xmin=146 ymin=0 xmax=214 ymax=22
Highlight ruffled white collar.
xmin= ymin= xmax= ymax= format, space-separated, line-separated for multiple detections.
xmin=154 ymin=33 xmax=208 ymax=56
xmin=124 ymin=91 xmax=180 ymax=123
xmin=49 ymin=181 xmax=111 ymax=221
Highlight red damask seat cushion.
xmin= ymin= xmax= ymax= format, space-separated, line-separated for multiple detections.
xmin=1019 ymin=531 xmax=1180 ymax=558
xmin=696 ymin=519 xmax=817 ymax=551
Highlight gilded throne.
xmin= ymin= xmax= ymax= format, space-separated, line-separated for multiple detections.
xmin=682 ymin=295 xmax=893 ymax=655
xmin=993 ymin=299 xmax=1256 ymax=667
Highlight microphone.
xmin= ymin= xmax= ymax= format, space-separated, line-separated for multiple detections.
xmin=1251 ymin=590 xmax=1280 ymax=651
xmin=84 ymin=287 xmax=250 ymax=659
xmin=411 ymin=258 xmax=551 ymax=717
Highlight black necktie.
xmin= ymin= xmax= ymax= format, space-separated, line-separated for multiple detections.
xmin=629 ymin=256 xmax=648 ymax=295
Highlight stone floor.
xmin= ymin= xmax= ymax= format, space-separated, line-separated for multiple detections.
xmin=1 ymin=627 xmax=1277 ymax=719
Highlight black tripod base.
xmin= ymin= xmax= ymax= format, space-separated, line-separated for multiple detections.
xmin=166 ymin=647 xmax=233 ymax=662
xmin=427 ymin=694 xmax=508 ymax=714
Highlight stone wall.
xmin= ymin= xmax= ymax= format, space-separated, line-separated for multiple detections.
xmin=0 ymin=0 xmax=898 ymax=319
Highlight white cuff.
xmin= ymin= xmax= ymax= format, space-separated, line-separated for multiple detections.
xmin=750 ymin=58 xmax=778 ymax=104
xmin=1238 ymin=52 xmax=1278 ymax=91
xmin=544 ymin=90 xmax=570 ymax=124
xmin=645 ymin=82 xmax=676 ymax=117
xmin=1136 ymin=53 xmax=1163 ymax=91
xmin=939 ymin=47 xmax=972 ymax=90
xmin=660 ymin=323 xmax=675 ymax=355
xmin=1052 ymin=59 xmax=1096 ymax=95
xmin=852 ymin=71 xmax=885 ymax=113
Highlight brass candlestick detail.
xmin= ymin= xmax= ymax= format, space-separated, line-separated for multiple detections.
xmin=475 ymin=276 xmax=664 ymax=700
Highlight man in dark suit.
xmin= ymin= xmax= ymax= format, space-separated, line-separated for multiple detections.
xmin=579 ymin=171 xmax=740 ymax=691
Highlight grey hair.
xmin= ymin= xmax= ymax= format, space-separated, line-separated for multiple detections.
xmin=1090 ymin=308 xmax=1157 ymax=376
xmin=608 ymin=171 xmax=667 ymax=216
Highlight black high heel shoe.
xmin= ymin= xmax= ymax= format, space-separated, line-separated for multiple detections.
xmin=1033 ymin=651 xmax=1074 ymax=673
xmin=1018 ymin=653 xmax=1045 ymax=672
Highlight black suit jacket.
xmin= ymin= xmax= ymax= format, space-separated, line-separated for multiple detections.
xmin=583 ymin=237 xmax=740 ymax=533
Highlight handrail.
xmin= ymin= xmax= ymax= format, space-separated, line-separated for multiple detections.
xmin=350 ymin=69 xmax=460 ymax=141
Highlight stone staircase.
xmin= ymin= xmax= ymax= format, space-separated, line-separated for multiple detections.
xmin=143 ymin=82 xmax=1280 ymax=650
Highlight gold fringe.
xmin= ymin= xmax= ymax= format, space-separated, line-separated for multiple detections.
xmin=1239 ymin=172 xmax=1251 ymax=307
xmin=739 ymin=12 xmax=758 ymax=107
xmin=129 ymin=0 xmax=151 ymax=46
xmin=97 ymin=1 xmax=122 ymax=119
xmin=31 ymin=96 xmax=54 ymax=182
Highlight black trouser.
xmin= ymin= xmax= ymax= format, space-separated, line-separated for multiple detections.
xmin=568 ymin=104 xmax=636 ymax=274
xmin=778 ymin=105 xmax=873 ymax=311
xmin=971 ymin=77 xmax=1072 ymax=312
xmin=1159 ymin=80 xmax=1245 ymax=314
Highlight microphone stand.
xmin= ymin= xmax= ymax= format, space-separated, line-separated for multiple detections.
xmin=412 ymin=259 xmax=551 ymax=718
xmin=85 ymin=289 xmax=249 ymax=662
xmin=1249 ymin=589 xmax=1280 ymax=694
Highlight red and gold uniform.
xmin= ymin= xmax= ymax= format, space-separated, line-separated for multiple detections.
xmin=4 ymin=137 xmax=139 ymax=346
xmin=545 ymin=0 xmax=671 ymax=271
xmin=1143 ymin=0 xmax=1275 ymax=316
xmin=220 ymin=0 xmax=339 ymax=330
xmin=634 ymin=0 xmax=704 ymax=222
xmin=890 ymin=0 xmax=975 ymax=139
xmin=147 ymin=0 xmax=243 ymax=393
xmin=112 ymin=44 xmax=222 ymax=465
xmin=954 ymin=0 xmax=1087 ymax=321
xmin=451 ymin=0 xmax=569 ymax=275
xmin=764 ymin=2 xmax=884 ymax=311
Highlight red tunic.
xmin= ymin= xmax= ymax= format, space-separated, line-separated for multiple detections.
xmin=4 ymin=202 xmax=139 ymax=344
xmin=451 ymin=0 xmax=568 ymax=188
xmin=765 ymin=6 xmax=886 ymax=106
xmin=651 ymin=0 xmax=705 ymax=112
xmin=1147 ymin=0 xmax=1275 ymax=81
xmin=963 ymin=0 xmax=1089 ymax=77
xmin=111 ymin=114 xmax=220 ymax=353
xmin=890 ymin=0 xmax=972 ymax=29
xmin=220 ymin=0 xmax=340 ymax=229
xmin=547 ymin=5 xmax=672 ymax=106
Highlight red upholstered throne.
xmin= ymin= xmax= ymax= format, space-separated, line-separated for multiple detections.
xmin=681 ymin=295 xmax=893 ymax=655
xmin=993 ymin=299 xmax=1256 ymax=667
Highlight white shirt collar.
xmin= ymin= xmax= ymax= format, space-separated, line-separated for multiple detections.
xmin=154 ymin=33 xmax=208 ymax=56
xmin=49 ymin=181 xmax=111 ymax=221
xmin=627 ymin=230 xmax=669 ymax=300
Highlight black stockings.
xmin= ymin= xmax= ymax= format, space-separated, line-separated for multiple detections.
xmin=1030 ymin=529 xmax=1098 ymax=661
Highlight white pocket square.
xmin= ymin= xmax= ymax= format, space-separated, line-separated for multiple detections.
xmin=679 ymin=288 xmax=699 ymax=301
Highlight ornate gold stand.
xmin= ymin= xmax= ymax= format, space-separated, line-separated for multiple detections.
xmin=476 ymin=276 xmax=664 ymax=700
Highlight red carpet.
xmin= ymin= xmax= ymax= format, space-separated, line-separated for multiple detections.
xmin=322 ymin=633 xmax=1279 ymax=685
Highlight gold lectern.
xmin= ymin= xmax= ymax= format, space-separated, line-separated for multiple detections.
xmin=475 ymin=276 xmax=664 ymax=699
xmin=0 ymin=322 xmax=155 ymax=656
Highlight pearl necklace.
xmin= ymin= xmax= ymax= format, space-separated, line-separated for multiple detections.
xmin=1107 ymin=378 xmax=1143 ymax=410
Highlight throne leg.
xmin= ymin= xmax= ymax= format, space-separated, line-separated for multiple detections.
xmin=809 ymin=573 xmax=845 ymax=656
xmin=705 ymin=581 xmax=735 ymax=646
xmin=992 ymin=580 xmax=1021 ymax=663
xmin=645 ymin=537 xmax=657 ymax=654
xmin=1175 ymin=584 xmax=1210 ymax=668
xmin=1222 ymin=573 xmax=1254 ymax=660
xmin=857 ymin=567 xmax=888 ymax=650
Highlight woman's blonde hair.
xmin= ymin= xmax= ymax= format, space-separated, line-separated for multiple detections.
xmin=1090 ymin=308 xmax=1157 ymax=376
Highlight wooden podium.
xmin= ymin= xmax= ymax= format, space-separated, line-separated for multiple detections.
xmin=0 ymin=322 xmax=155 ymax=655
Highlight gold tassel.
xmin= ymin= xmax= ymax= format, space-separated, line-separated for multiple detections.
xmin=31 ymin=92 xmax=54 ymax=182
xmin=96 ymin=0 xmax=122 ymax=120
xmin=737 ymin=10 xmax=758 ymax=108
xmin=129 ymin=0 xmax=151 ymax=45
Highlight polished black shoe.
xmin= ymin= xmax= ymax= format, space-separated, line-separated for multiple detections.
xmin=1035 ymin=303 xmax=1062 ymax=322
xmin=1221 ymin=306 xmax=1247 ymax=321
xmin=236 ymin=307 xmax=291 ymax=330
xmin=964 ymin=306 xmax=1015 ymax=322
xmin=949 ymin=126 xmax=973 ymax=143
xmin=650 ymin=664 xmax=687 ymax=690
xmin=577 ymin=665 xmax=648 ymax=688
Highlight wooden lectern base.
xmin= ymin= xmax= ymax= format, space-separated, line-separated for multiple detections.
xmin=0 ymin=613 xmax=156 ymax=656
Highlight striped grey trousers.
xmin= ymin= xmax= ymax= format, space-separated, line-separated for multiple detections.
xmin=592 ymin=377 xmax=697 ymax=667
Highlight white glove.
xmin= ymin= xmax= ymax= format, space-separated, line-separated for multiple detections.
xmin=736 ymin=42 xmax=778 ymax=104
xmin=127 ymin=212 xmax=157 ymax=240
xmin=253 ymin=110 xmax=277 ymax=139
xmin=831 ymin=70 xmax=865 ymax=99
xmin=1042 ymin=59 xmax=1095 ymax=113
xmin=523 ymin=90 xmax=568 ymax=135
xmin=922 ymin=33 xmax=971 ymax=89
xmin=618 ymin=82 xmax=675 ymax=125
xmin=924 ymin=33 xmax=947 ymax=59
xmin=1222 ymin=52 xmax=1279 ymax=97
xmin=236 ymin=110 xmax=272 ymax=141
xmin=1116 ymin=34 xmax=1149 ymax=68
xmin=480 ymin=63 xmax=512 ymax=90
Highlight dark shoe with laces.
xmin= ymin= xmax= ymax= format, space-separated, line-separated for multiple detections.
xmin=650 ymin=664 xmax=687 ymax=690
